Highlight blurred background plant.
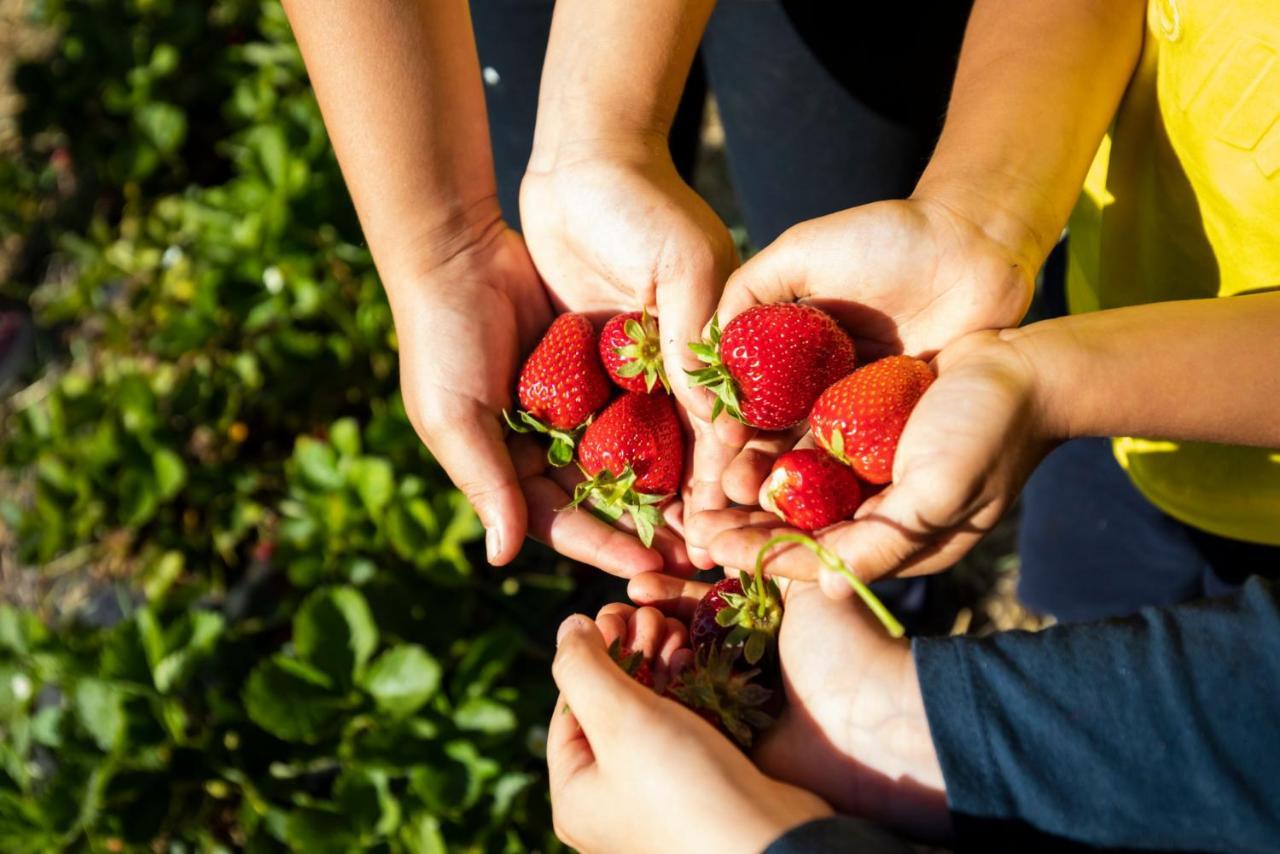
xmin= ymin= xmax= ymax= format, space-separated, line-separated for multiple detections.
xmin=0 ymin=1 xmax=1042 ymax=850
xmin=0 ymin=1 xmax=619 ymax=849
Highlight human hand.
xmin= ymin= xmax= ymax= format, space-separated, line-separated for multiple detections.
xmin=628 ymin=572 xmax=949 ymax=839
xmin=682 ymin=196 xmax=1037 ymax=561
xmin=696 ymin=330 xmax=1053 ymax=591
xmin=548 ymin=609 xmax=832 ymax=854
xmin=391 ymin=211 xmax=690 ymax=575
xmin=521 ymin=137 xmax=743 ymax=568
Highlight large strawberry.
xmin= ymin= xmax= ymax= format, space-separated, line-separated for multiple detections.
xmin=505 ymin=313 xmax=612 ymax=466
xmin=690 ymin=573 xmax=782 ymax=665
xmin=808 ymin=354 xmax=934 ymax=485
xmin=687 ymin=304 xmax=855 ymax=430
xmin=569 ymin=392 xmax=685 ymax=547
xmin=600 ymin=309 xmax=669 ymax=393
xmin=761 ymin=448 xmax=864 ymax=532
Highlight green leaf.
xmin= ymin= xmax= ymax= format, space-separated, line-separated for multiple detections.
xmin=399 ymin=813 xmax=448 ymax=854
xmin=335 ymin=768 xmax=400 ymax=837
xmin=294 ymin=436 xmax=344 ymax=492
xmin=360 ymin=644 xmax=441 ymax=718
xmin=151 ymin=448 xmax=187 ymax=500
xmin=294 ymin=586 xmax=379 ymax=686
xmin=349 ymin=457 xmax=394 ymax=516
xmin=454 ymin=697 xmax=516 ymax=734
xmin=151 ymin=610 xmax=224 ymax=694
xmin=283 ymin=807 xmax=357 ymax=853
xmin=250 ymin=123 xmax=289 ymax=188
xmin=329 ymin=417 xmax=361 ymax=457
xmin=243 ymin=656 xmax=346 ymax=743
xmin=135 ymin=102 xmax=187 ymax=155
xmin=74 ymin=679 xmax=126 ymax=752
xmin=118 ymin=469 xmax=159 ymax=526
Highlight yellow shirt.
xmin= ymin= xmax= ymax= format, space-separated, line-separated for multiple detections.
xmin=1067 ymin=0 xmax=1280 ymax=545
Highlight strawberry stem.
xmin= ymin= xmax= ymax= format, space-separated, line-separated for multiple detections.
xmin=754 ymin=534 xmax=905 ymax=638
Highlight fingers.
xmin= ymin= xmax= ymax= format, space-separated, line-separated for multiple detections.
xmin=523 ymin=478 xmax=666 ymax=577
xmin=627 ymin=572 xmax=713 ymax=622
xmin=546 ymin=688 xmax=596 ymax=798
xmin=552 ymin=615 xmax=651 ymax=743
xmin=716 ymin=227 xmax=810 ymax=325
xmin=420 ymin=399 xmax=528 ymax=566
xmin=683 ymin=417 xmax=737 ymax=569
xmin=724 ymin=431 xmax=808 ymax=506
xmin=656 ymin=245 xmax=734 ymax=425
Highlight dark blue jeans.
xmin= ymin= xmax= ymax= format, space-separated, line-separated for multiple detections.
xmin=469 ymin=0 xmax=972 ymax=242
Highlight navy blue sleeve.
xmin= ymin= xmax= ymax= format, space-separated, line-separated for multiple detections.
xmin=764 ymin=815 xmax=912 ymax=854
xmin=914 ymin=577 xmax=1280 ymax=852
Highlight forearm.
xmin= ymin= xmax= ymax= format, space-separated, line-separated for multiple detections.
xmin=915 ymin=579 xmax=1280 ymax=850
xmin=914 ymin=0 xmax=1145 ymax=272
xmin=1011 ymin=291 xmax=1280 ymax=448
xmin=527 ymin=0 xmax=715 ymax=171
xmin=283 ymin=0 xmax=498 ymax=284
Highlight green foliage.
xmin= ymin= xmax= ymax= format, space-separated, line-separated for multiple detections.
xmin=0 ymin=1 xmax=583 ymax=849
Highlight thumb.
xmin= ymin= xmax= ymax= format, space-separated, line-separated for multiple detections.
xmin=417 ymin=398 xmax=527 ymax=566
xmin=819 ymin=477 xmax=960 ymax=589
xmin=657 ymin=270 xmax=724 ymax=425
xmin=552 ymin=615 xmax=650 ymax=747
xmin=717 ymin=227 xmax=812 ymax=325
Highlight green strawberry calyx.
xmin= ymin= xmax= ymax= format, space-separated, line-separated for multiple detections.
xmin=755 ymin=533 xmax=904 ymax=638
xmin=813 ymin=425 xmax=852 ymax=466
xmin=614 ymin=308 xmax=671 ymax=393
xmin=607 ymin=637 xmax=645 ymax=677
xmin=502 ymin=409 xmax=588 ymax=468
xmin=667 ymin=644 xmax=774 ymax=748
xmin=566 ymin=465 xmax=668 ymax=548
xmin=714 ymin=569 xmax=784 ymax=665
xmin=686 ymin=314 xmax=746 ymax=424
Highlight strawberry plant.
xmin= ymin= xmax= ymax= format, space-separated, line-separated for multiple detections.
xmin=0 ymin=2 xmax=599 ymax=849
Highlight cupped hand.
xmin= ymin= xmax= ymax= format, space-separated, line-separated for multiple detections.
xmin=391 ymin=212 xmax=692 ymax=575
xmin=520 ymin=137 xmax=743 ymax=568
xmin=547 ymin=610 xmax=831 ymax=854
xmin=697 ymin=331 xmax=1053 ymax=590
xmin=628 ymin=572 xmax=949 ymax=839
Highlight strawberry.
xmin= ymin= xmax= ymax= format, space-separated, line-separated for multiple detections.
xmin=687 ymin=304 xmax=855 ymax=430
xmin=690 ymin=573 xmax=782 ymax=666
xmin=600 ymin=309 xmax=669 ymax=393
xmin=608 ymin=638 xmax=654 ymax=689
xmin=761 ymin=448 xmax=863 ymax=532
xmin=505 ymin=313 xmax=612 ymax=466
xmin=808 ymin=355 xmax=934 ymax=484
xmin=666 ymin=645 xmax=774 ymax=748
xmin=569 ymin=392 xmax=685 ymax=547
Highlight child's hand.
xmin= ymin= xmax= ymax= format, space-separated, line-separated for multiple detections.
xmin=628 ymin=573 xmax=949 ymax=839
xmin=694 ymin=331 xmax=1054 ymax=591
xmin=548 ymin=611 xmax=831 ymax=854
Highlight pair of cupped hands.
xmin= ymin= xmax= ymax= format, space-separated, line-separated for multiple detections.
xmin=395 ymin=142 xmax=1053 ymax=849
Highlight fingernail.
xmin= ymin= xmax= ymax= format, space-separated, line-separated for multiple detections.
xmin=485 ymin=527 xmax=502 ymax=563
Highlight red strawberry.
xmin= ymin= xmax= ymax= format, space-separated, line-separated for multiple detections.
xmin=687 ymin=304 xmax=855 ymax=430
xmin=569 ymin=392 xmax=685 ymax=547
xmin=608 ymin=639 xmax=654 ymax=689
xmin=762 ymin=449 xmax=863 ymax=532
xmin=665 ymin=645 xmax=774 ymax=748
xmin=600 ymin=309 xmax=669 ymax=394
xmin=689 ymin=573 xmax=782 ymax=665
xmin=505 ymin=313 xmax=612 ymax=465
xmin=809 ymin=355 xmax=934 ymax=485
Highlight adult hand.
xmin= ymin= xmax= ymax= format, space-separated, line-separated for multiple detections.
xmin=521 ymin=137 xmax=743 ymax=567
xmin=628 ymin=572 xmax=950 ymax=839
xmin=695 ymin=330 xmax=1053 ymax=590
xmin=392 ymin=211 xmax=690 ymax=575
xmin=547 ymin=609 xmax=832 ymax=854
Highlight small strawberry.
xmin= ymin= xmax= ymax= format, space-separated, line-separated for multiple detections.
xmin=569 ymin=392 xmax=685 ymax=547
xmin=505 ymin=313 xmax=612 ymax=466
xmin=687 ymin=304 xmax=855 ymax=430
xmin=761 ymin=448 xmax=863 ymax=532
xmin=600 ymin=309 xmax=669 ymax=393
xmin=666 ymin=645 xmax=774 ymax=748
xmin=690 ymin=573 xmax=782 ymax=666
xmin=608 ymin=638 xmax=654 ymax=689
xmin=808 ymin=355 xmax=934 ymax=484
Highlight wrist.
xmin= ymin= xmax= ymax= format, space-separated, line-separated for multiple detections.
xmin=526 ymin=121 xmax=671 ymax=177
xmin=998 ymin=320 xmax=1077 ymax=444
xmin=373 ymin=194 xmax=506 ymax=296
xmin=911 ymin=174 xmax=1054 ymax=284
